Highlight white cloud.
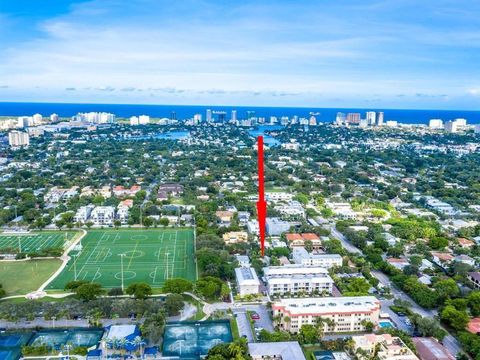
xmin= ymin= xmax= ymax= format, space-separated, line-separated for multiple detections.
xmin=0 ymin=0 xmax=479 ymax=108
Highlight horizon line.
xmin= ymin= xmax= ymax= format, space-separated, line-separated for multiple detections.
xmin=0 ymin=100 xmax=479 ymax=113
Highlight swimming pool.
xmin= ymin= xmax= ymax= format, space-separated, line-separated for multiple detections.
xmin=379 ymin=321 xmax=394 ymax=328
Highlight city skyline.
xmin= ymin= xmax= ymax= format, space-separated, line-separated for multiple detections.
xmin=1 ymin=0 xmax=480 ymax=109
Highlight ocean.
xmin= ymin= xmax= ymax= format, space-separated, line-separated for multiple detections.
xmin=0 ymin=102 xmax=479 ymax=124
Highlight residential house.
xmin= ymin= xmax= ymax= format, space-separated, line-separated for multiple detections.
xmin=351 ymin=334 xmax=418 ymax=360
xmin=412 ymin=337 xmax=455 ymax=360
xmin=223 ymin=231 xmax=248 ymax=244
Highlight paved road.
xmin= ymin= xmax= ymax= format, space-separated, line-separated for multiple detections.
xmin=331 ymin=226 xmax=462 ymax=356
xmin=331 ymin=227 xmax=361 ymax=254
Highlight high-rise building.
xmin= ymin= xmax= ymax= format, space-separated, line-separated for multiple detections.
xmin=213 ymin=111 xmax=226 ymax=122
xmin=335 ymin=112 xmax=346 ymax=125
xmin=50 ymin=113 xmax=59 ymax=122
xmin=170 ymin=111 xmax=177 ymax=121
xmin=9 ymin=130 xmax=30 ymax=147
xmin=475 ymin=124 xmax=480 ymax=134
xmin=32 ymin=113 xmax=43 ymax=124
xmin=193 ymin=114 xmax=202 ymax=124
xmin=309 ymin=116 xmax=317 ymax=126
xmin=377 ymin=112 xmax=384 ymax=126
xmin=445 ymin=120 xmax=458 ymax=133
xmin=366 ymin=111 xmax=376 ymax=126
xmin=429 ymin=119 xmax=443 ymax=129
xmin=75 ymin=112 xmax=116 ymax=124
xmin=346 ymin=113 xmax=361 ymax=124
xmin=231 ymin=110 xmax=237 ymax=122
xmin=130 ymin=116 xmax=139 ymax=125
xmin=206 ymin=109 xmax=212 ymax=122
xmin=247 ymin=111 xmax=255 ymax=120
xmin=138 ymin=115 xmax=150 ymax=125
xmin=17 ymin=116 xmax=31 ymax=128
xmin=280 ymin=117 xmax=289 ymax=126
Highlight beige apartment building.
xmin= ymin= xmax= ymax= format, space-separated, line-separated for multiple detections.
xmin=272 ymin=296 xmax=380 ymax=333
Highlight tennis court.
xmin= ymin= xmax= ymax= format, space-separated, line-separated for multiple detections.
xmin=0 ymin=231 xmax=76 ymax=254
xmin=47 ymin=228 xmax=197 ymax=290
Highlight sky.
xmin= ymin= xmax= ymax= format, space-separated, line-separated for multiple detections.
xmin=0 ymin=0 xmax=480 ymax=109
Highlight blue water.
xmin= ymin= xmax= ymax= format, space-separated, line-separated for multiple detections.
xmin=249 ymin=125 xmax=282 ymax=146
xmin=123 ymin=130 xmax=190 ymax=140
xmin=0 ymin=102 xmax=479 ymax=124
xmin=379 ymin=321 xmax=394 ymax=328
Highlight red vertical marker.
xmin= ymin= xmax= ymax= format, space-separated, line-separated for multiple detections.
xmin=256 ymin=136 xmax=267 ymax=257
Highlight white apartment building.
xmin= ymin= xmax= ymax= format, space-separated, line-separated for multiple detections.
xmin=90 ymin=206 xmax=115 ymax=225
xmin=74 ymin=112 xmax=116 ymax=124
xmin=138 ymin=115 xmax=150 ymax=125
xmin=429 ymin=119 xmax=443 ymax=129
xmin=74 ymin=205 xmax=95 ymax=223
xmin=130 ymin=115 xmax=150 ymax=125
xmin=272 ymin=296 xmax=381 ymax=333
xmin=8 ymin=131 xmax=30 ymax=147
xmin=274 ymin=200 xmax=305 ymax=218
xmin=366 ymin=111 xmax=376 ymax=125
xmin=263 ymin=265 xmax=334 ymax=296
xmin=235 ymin=267 xmax=260 ymax=297
xmin=116 ymin=204 xmax=130 ymax=224
xmin=292 ymin=247 xmax=342 ymax=268
xmin=325 ymin=201 xmax=357 ymax=219
xmin=266 ymin=192 xmax=294 ymax=202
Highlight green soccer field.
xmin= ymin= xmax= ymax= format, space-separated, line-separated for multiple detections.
xmin=47 ymin=228 xmax=197 ymax=290
xmin=0 ymin=231 xmax=77 ymax=253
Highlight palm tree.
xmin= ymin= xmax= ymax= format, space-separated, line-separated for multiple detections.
xmin=133 ymin=336 xmax=146 ymax=358
xmin=117 ymin=338 xmax=127 ymax=358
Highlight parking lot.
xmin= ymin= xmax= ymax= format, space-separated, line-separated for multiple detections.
xmin=233 ymin=309 xmax=254 ymax=342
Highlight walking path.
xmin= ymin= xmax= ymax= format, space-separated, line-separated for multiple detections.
xmin=37 ymin=229 xmax=87 ymax=292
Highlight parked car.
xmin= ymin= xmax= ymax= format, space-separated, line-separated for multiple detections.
xmin=251 ymin=313 xmax=260 ymax=320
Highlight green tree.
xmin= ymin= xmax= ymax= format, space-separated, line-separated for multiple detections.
xmin=159 ymin=217 xmax=169 ymax=227
xmin=164 ymin=294 xmax=185 ymax=316
xmin=162 ymin=278 xmax=193 ymax=294
xmin=74 ymin=283 xmax=104 ymax=301
xmin=298 ymin=324 xmax=318 ymax=344
xmin=433 ymin=278 xmax=460 ymax=301
xmin=126 ymin=282 xmax=153 ymax=299
xmin=468 ymin=291 xmax=480 ymax=317
xmin=441 ymin=305 xmax=469 ymax=331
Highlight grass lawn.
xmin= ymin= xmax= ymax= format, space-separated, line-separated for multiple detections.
xmin=47 ymin=228 xmax=197 ymax=290
xmin=0 ymin=259 xmax=62 ymax=296
xmin=230 ymin=318 xmax=240 ymax=340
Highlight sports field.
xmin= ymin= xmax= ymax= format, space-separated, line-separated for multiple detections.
xmin=47 ymin=228 xmax=196 ymax=290
xmin=0 ymin=231 xmax=77 ymax=254
xmin=0 ymin=259 xmax=62 ymax=296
